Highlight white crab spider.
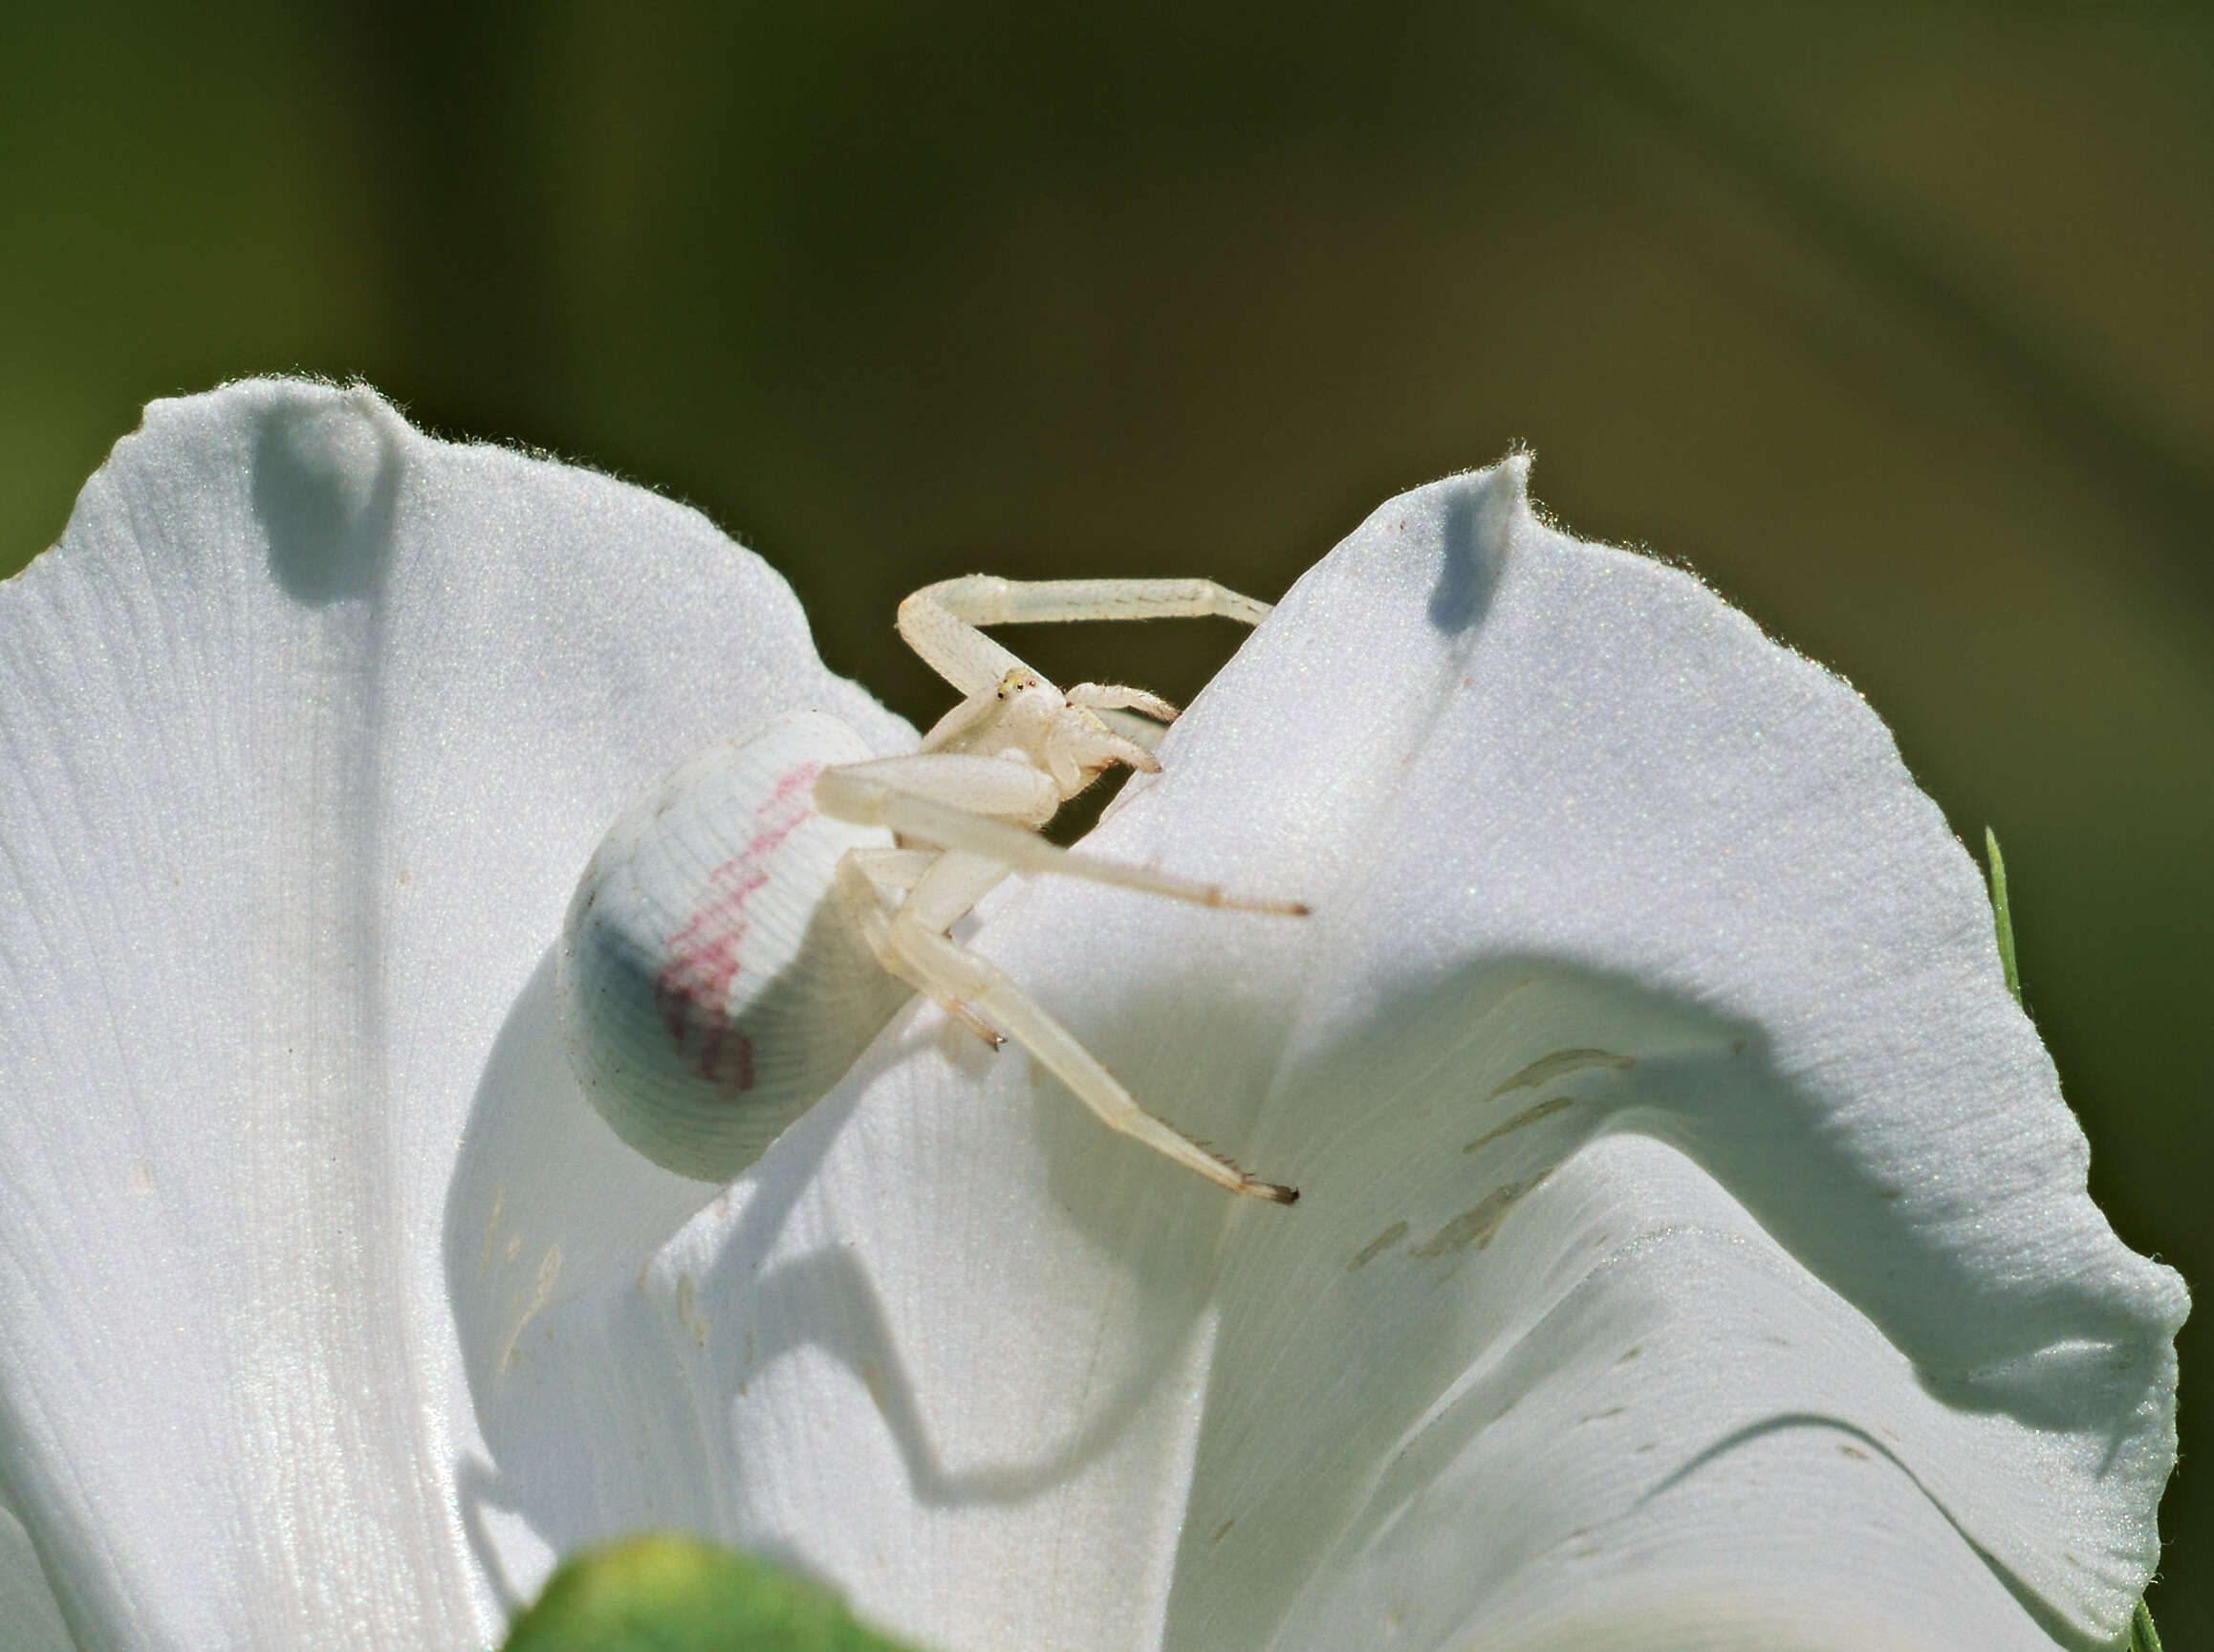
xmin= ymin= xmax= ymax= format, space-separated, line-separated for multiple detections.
xmin=558 ymin=576 xmax=1307 ymax=1203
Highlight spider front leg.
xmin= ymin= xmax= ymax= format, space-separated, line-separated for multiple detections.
xmin=817 ymin=750 xmax=1304 ymax=1202
xmin=898 ymin=575 xmax=1271 ymax=699
xmin=901 ymin=913 xmax=1295 ymax=1204
xmin=836 ymin=840 xmax=1297 ymax=1204
xmin=814 ymin=757 xmax=1307 ymax=914
xmin=836 ymin=848 xmax=1005 ymax=1048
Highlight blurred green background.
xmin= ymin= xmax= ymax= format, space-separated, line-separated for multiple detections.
xmin=5 ymin=0 xmax=2208 ymax=1636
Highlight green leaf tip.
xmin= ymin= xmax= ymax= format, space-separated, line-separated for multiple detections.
xmin=501 ymin=1533 xmax=932 ymax=1652
xmin=2131 ymin=1597 xmax=2163 ymax=1652
xmin=1984 ymin=826 xmax=2022 ymax=1007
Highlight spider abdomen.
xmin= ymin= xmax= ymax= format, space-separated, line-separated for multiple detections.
xmin=558 ymin=712 xmax=907 ymax=1182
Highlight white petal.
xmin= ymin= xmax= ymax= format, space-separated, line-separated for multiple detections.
xmin=0 ymin=382 xmax=905 ymax=1647
xmin=492 ymin=461 xmax=2181 ymax=1651
xmin=0 ymin=1504 xmax=71 ymax=1652
xmin=1121 ymin=462 xmax=2184 ymax=1647
xmin=1209 ymin=1137 xmax=2090 ymax=1652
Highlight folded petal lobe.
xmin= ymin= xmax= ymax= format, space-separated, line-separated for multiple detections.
xmin=1098 ymin=463 xmax=2184 ymax=1645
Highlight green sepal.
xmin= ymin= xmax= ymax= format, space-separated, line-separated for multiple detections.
xmin=2131 ymin=1597 xmax=2163 ymax=1652
xmin=501 ymin=1532 xmax=931 ymax=1652
xmin=1983 ymin=826 xmax=2022 ymax=1007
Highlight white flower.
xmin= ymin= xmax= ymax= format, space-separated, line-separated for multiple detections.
xmin=0 ymin=380 xmax=2183 ymax=1652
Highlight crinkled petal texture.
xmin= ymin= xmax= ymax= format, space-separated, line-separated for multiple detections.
xmin=487 ymin=464 xmax=2183 ymax=1652
xmin=0 ymin=381 xmax=908 ymax=1648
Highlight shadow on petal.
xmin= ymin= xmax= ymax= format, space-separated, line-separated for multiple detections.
xmin=251 ymin=388 xmax=402 ymax=604
xmin=1158 ymin=956 xmax=2170 ymax=1649
xmin=445 ymin=957 xmax=1213 ymax=1616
